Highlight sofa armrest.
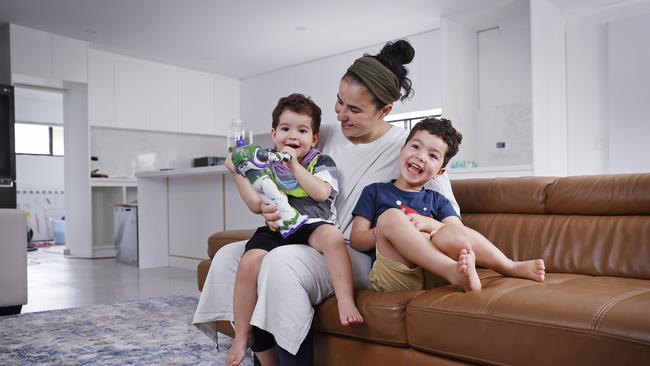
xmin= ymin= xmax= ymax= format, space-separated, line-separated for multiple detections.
xmin=207 ymin=229 xmax=256 ymax=259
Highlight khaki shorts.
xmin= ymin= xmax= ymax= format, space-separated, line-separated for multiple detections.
xmin=369 ymin=246 xmax=425 ymax=292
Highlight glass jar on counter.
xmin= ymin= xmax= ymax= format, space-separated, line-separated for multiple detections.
xmin=227 ymin=119 xmax=253 ymax=152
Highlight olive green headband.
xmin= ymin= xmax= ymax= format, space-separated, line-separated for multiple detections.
xmin=347 ymin=56 xmax=400 ymax=105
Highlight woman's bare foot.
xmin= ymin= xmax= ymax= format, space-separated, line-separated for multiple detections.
xmin=225 ymin=333 xmax=253 ymax=366
xmin=338 ymin=299 xmax=364 ymax=326
xmin=505 ymin=259 xmax=546 ymax=282
xmin=453 ymin=248 xmax=481 ymax=292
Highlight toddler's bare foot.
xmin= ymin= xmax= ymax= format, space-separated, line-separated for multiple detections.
xmin=338 ymin=299 xmax=364 ymax=326
xmin=506 ymin=259 xmax=546 ymax=282
xmin=453 ymin=248 xmax=481 ymax=292
xmin=225 ymin=333 xmax=253 ymax=366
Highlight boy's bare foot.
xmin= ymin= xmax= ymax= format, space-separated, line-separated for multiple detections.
xmin=453 ymin=248 xmax=482 ymax=292
xmin=506 ymin=259 xmax=546 ymax=282
xmin=225 ymin=333 xmax=253 ymax=366
xmin=338 ymin=299 xmax=364 ymax=326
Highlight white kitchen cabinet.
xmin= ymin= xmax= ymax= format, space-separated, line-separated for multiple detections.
xmin=182 ymin=70 xmax=215 ymax=135
xmin=52 ymin=33 xmax=87 ymax=83
xmin=115 ymin=59 xmax=149 ymax=130
xmin=10 ymin=24 xmax=87 ymax=83
xmin=87 ymin=48 xmax=239 ymax=136
xmin=11 ymin=25 xmax=51 ymax=79
xmin=149 ymin=63 xmax=182 ymax=132
xmin=88 ymin=49 xmax=116 ymax=127
xmin=214 ymin=74 xmax=240 ymax=136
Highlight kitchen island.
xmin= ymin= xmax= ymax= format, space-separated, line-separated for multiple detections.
xmin=136 ymin=166 xmax=262 ymax=269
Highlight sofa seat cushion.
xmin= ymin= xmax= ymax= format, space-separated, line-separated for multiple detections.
xmin=207 ymin=229 xmax=255 ymax=259
xmin=313 ymin=290 xmax=424 ymax=347
xmin=406 ymin=271 xmax=650 ymax=365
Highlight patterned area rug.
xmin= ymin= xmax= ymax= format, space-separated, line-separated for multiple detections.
xmin=0 ymin=295 xmax=252 ymax=366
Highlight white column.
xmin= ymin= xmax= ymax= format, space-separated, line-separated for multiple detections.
xmin=530 ymin=0 xmax=568 ymax=176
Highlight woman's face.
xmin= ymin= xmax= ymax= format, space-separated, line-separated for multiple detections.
xmin=335 ymin=78 xmax=388 ymax=143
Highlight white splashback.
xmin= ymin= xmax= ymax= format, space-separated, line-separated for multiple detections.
xmin=90 ymin=128 xmax=228 ymax=178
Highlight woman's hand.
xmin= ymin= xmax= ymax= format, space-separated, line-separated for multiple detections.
xmin=261 ymin=202 xmax=281 ymax=231
xmin=225 ymin=152 xmax=237 ymax=175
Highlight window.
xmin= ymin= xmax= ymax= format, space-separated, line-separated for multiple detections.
xmin=15 ymin=122 xmax=64 ymax=156
xmin=386 ymin=108 xmax=442 ymax=131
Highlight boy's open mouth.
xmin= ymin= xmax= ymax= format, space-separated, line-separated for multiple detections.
xmin=285 ymin=142 xmax=301 ymax=149
xmin=407 ymin=162 xmax=423 ymax=175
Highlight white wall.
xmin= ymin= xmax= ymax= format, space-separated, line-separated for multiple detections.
xmin=565 ymin=1 xmax=650 ymax=175
xmin=441 ymin=18 xmax=478 ymax=163
xmin=63 ymin=83 xmax=92 ymax=257
xmin=442 ymin=0 xmax=531 ymax=168
xmin=15 ymin=155 xmax=65 ymax=241
xmin=530 ymin=0 xmax=567 ymax=176
xmin=608 ymin=12 xmax=650 ymax=173
xmin=241 ymin=30 xmax=442 ymax=134
xmin=16 ymin=155 xmax=64 ymax=187
xmin=565 ymin=19 xmax=609 ymax=175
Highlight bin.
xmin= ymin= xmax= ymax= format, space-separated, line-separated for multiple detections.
xmin=114 ymin=204 xmax=138 ymax=266
xmin=52 ymin=219 xmax=65 ymax=244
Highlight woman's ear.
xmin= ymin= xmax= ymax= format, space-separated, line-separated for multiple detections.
xmin=379 ymin=104 xmax=393 ymax=120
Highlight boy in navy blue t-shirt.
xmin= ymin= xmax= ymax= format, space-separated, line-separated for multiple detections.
xmin=350 ymin=118 xmax=546 ymax=292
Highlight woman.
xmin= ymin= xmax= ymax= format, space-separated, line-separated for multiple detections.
xmin=193 ymin=39 xmax=458 ymax=366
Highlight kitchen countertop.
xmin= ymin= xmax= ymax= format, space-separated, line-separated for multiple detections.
xmin=135 ymin=165 xmax=229 ymax=179
xmin=91 ymin=177 xmax=137 ymax=187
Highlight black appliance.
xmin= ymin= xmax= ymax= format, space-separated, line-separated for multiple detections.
xmin=192 ymin=156 xmax=226 ymax=167
xmin=0 ymin=84 xmax=16 ymax=209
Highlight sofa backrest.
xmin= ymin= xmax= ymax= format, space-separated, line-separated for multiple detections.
xmin=451 ymin=174 xmax=650 ymax=279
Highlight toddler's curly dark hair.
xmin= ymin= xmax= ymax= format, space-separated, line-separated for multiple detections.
xmin=272 ymin=93 xmax=322 ymax=133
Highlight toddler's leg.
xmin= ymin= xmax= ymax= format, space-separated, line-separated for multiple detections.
xmin=431 ymin=224 xmax=545 ymax=282
xmin=376 ymin=209 xmax=481 ymax=292
xmin=308 ymin=225 xmax=363 ymax=326
xmin=226 ymin=249 xmax=267 ymax=366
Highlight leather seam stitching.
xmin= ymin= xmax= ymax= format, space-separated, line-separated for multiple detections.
xmin=407 ymin=307 xmax=650 ymax=346
xmin=484 ymin=282 xmax=537 ymax=316
xmin=590 ymin=289 xmax=649 ymax=332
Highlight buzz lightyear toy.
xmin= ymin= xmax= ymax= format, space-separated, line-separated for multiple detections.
xmin=231 ymin=143 xmax=308 ymax=238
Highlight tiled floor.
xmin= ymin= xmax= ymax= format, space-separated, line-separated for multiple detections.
xmin=23 ymin=246 xmax=199 ymax=313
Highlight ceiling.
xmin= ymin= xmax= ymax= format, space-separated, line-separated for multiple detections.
xmin=0 ymin=0 xmax=630 ymax=80
xmin=0 ymin=0 xmax=504 ymax=79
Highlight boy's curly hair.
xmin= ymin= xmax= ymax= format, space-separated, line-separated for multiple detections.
xmin=272 ymin=93 xmax=322 ymax=133
xmin=405 ymin=117 xmax=462 ymax=168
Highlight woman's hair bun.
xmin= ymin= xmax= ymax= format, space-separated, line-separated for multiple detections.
xmin=379 ymin=39 xmax=415 ymax=65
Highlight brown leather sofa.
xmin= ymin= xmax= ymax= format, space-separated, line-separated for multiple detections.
xmin=197 ymin=174 xmax=650 ymax=365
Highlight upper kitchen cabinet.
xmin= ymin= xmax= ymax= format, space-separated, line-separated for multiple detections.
xmin=182 ymin=70 xmax=215 ymax=135
xmin=149 ymin=63 xmax=182 ymax=132
xmin=11 ymin=24 xmax=87 ymax=83
xmin=88 ymin=49 xmax=116 ymax=127
xmin=87 ymin=48 xmax=239 ymax=135
xmin=214 ymin=74 xmax=240 ymax=136
xmin=115 ymin=59 xmax=149 ymax=130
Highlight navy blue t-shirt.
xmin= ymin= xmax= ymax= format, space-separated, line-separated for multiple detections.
xmin=352 ymin=181 xmax=458 ymax=229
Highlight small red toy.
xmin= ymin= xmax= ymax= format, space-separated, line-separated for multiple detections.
xmin=399 ymin=203 xmax=419 ymax=215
